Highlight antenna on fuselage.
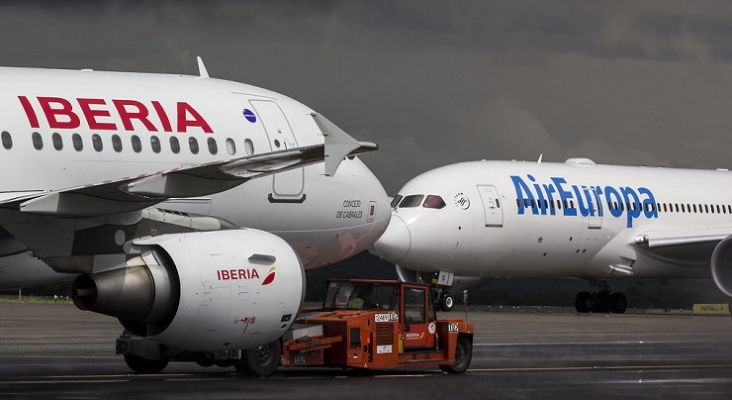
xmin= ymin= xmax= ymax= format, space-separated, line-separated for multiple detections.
xmin=197 ymin=56 xmax=210 ymax=78
xmin=538 ymin=154 xmax=543 ymax=164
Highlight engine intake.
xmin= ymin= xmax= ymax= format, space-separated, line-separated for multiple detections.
xmin=711 ymin=236 xmax=732 ymax=297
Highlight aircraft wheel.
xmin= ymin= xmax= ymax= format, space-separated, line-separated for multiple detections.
xmin=592 ymin=292 xmax=612 ymax=313
xmin=440 ymin=292 xmax=455 ymax=312
xmin=239 ymin=340 xmax=281 ymax=377
xmin=575 ymin=291 xmax=591 ymax=313
xmin=124 ymin=354 xmax=168 ymax=374
xmin=440 ymin=335 xmax=472 ymax=374
xmin=194 ymin=352 xmax=215 ymax=367
xmin=610 ymin=292 xmax=627 ymax=314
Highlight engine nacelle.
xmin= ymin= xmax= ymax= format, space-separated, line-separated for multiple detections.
xmin=72 ymin=229 xmax=305 ymax=351
xmin=711 ymin=235 xmax=732 ymax=297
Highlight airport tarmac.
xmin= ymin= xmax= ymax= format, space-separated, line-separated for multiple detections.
xmin=1 ymin=303 xmax=731 ymax=399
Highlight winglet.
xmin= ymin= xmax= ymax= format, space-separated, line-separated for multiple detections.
xmin=312 ymin=113 xmax=366 ymax=176
xmin=197 ymin=56 xmax=209 ymax=78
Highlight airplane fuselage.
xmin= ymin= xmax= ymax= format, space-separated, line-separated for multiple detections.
xmin=379 ymin=159 xmax=732 ymax=281
xmin=0 ymin=66 xmax=390 ymax=288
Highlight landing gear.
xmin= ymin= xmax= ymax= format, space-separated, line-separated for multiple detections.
xmin=124 ymin=354 xmax=169 ymax=374
xmin=610 ymin=292 xmax=627 ymax=314
xmin=574 ymin=282 xmax=627 ymax=314
xmin=234 ymin=340 xmax=281 ymax=377
xmin=439 ymin=292 xmax=455 ymax=312
xmin=575 ymin=291 xmax=591 ymax=313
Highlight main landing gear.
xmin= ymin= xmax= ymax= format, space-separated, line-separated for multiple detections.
xmin=575 ymin=281 xmax=627 ymax=314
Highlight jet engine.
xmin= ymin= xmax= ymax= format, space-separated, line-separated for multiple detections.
xmin=711 ymin=235 xmax=732 ymax=297
xmin=72 ymin=229 xmax=304 ymax=352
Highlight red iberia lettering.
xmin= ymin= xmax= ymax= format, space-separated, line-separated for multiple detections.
xmin=38 ymin=97 xmax=80 ymax=129
xmin=216 ymin=269 xmax=261 ymax=280
xmin=113 ymin=99 xmax=157 ymax=131
xmin=78 ymin=98 xmax=115 ymax=130
xmin=18 ymin=96 xmax=39 ymax=128
xmin=16 ymin=96 xmax=213 ymax=133
xmin=177 ymin=102 xmax=213 ymax=134
xmin=151 ymin=101 xmax=172 ymax=132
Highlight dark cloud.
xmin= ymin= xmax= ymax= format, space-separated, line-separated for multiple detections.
xmin=2 ymin=1 xmax=732 ymax=193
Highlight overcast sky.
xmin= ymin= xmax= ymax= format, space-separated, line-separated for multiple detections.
xmin=3 ymin=1 xmax=732 ymax=194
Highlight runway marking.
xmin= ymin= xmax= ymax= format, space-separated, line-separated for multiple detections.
xmin=1 ymin=363 xmax=731 ymax=383
xmin=468 ymin=363 xmax=732 ymax=373
xmin=0 ymin=373 xmax=222 ymax=383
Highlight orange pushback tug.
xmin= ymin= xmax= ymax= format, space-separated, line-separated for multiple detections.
xmin=280 ymin=279 xmax=474 ymax=373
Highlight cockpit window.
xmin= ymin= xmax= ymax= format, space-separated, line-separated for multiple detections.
xmin=391 ymin=195 xmax=403 ymax=209
xmin=423 ymin=195 xmax=446 ymax=209
xmin=399 ymin=194 xmax=424 ymax=208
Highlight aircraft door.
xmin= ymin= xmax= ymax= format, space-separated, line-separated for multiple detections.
xmin=477 ymin=185 xmax=503 ymax=227
xmin=249 ymin=100 xmax=305 ymax=202
xmin=400 ymin=285 xmax=436 ymax=350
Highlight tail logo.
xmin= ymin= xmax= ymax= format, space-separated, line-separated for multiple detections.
xmin=262 ymin=267 xmax=276 ymax=285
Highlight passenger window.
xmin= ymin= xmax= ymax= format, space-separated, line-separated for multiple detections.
xmin=1 ymin=131 xmax=12 ymax=150
xmin=72 ymin=133 xmax=83 ymax=151
xmin=131 ymin=135 xmax=142 ymax=153
xmin=244 ymin=138 xmax=254 ymax=156
xmin=170 ymin=137 xmax=180 ymax=154
xmin=422 ymin=195 xmax=446 ymax=209
xmin=52 ymin=133 xmax=63 ymax=150
xmin=112 ymin=134 xmax=122 ymax=153
xmin=150 ymin=136 xmax=161 ymax=153
xmin=208 ymin=137 xmax=218 ymax=155
xmin=399 ymin=195 xmax=424 ymax=208
xmin=32 ymin=132 xmax=43 ymax=150
xmin=391 ymin=195 xmax=403 ymax=209
xmin=92 ymin=134 xmax=103 ymax=152
xmin=226 ymin=138 xmax=236 ymax=155
xmin=189 ymin=137 xmax=199 ymax=154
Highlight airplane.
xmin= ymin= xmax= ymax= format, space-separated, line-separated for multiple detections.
xmin=375 ymin=157 xmax=732 ymax=313
xmin=0 ymin=59 xmax=391 ymax=374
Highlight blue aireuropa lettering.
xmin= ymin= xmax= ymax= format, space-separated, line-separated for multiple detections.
xmin=510 ymin=175 xmax=658 ymax=228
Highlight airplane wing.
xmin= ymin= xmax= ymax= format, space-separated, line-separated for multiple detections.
xmin=0 ymin=113 xmax=377 ymax=218
xmin=631 ymin=227 xmax=732 ymax=267
xmin=633 ymin=227 xmax=732 ymax=248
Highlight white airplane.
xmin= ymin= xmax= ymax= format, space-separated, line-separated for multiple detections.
xmin=375 ymin=157 xmax=732 ymax=314
xmin=0 ymin=60 xmax=390 ymax=374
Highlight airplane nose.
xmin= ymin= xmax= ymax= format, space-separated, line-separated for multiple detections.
xmin=374 ymin=214 xmax=411 ymax=262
